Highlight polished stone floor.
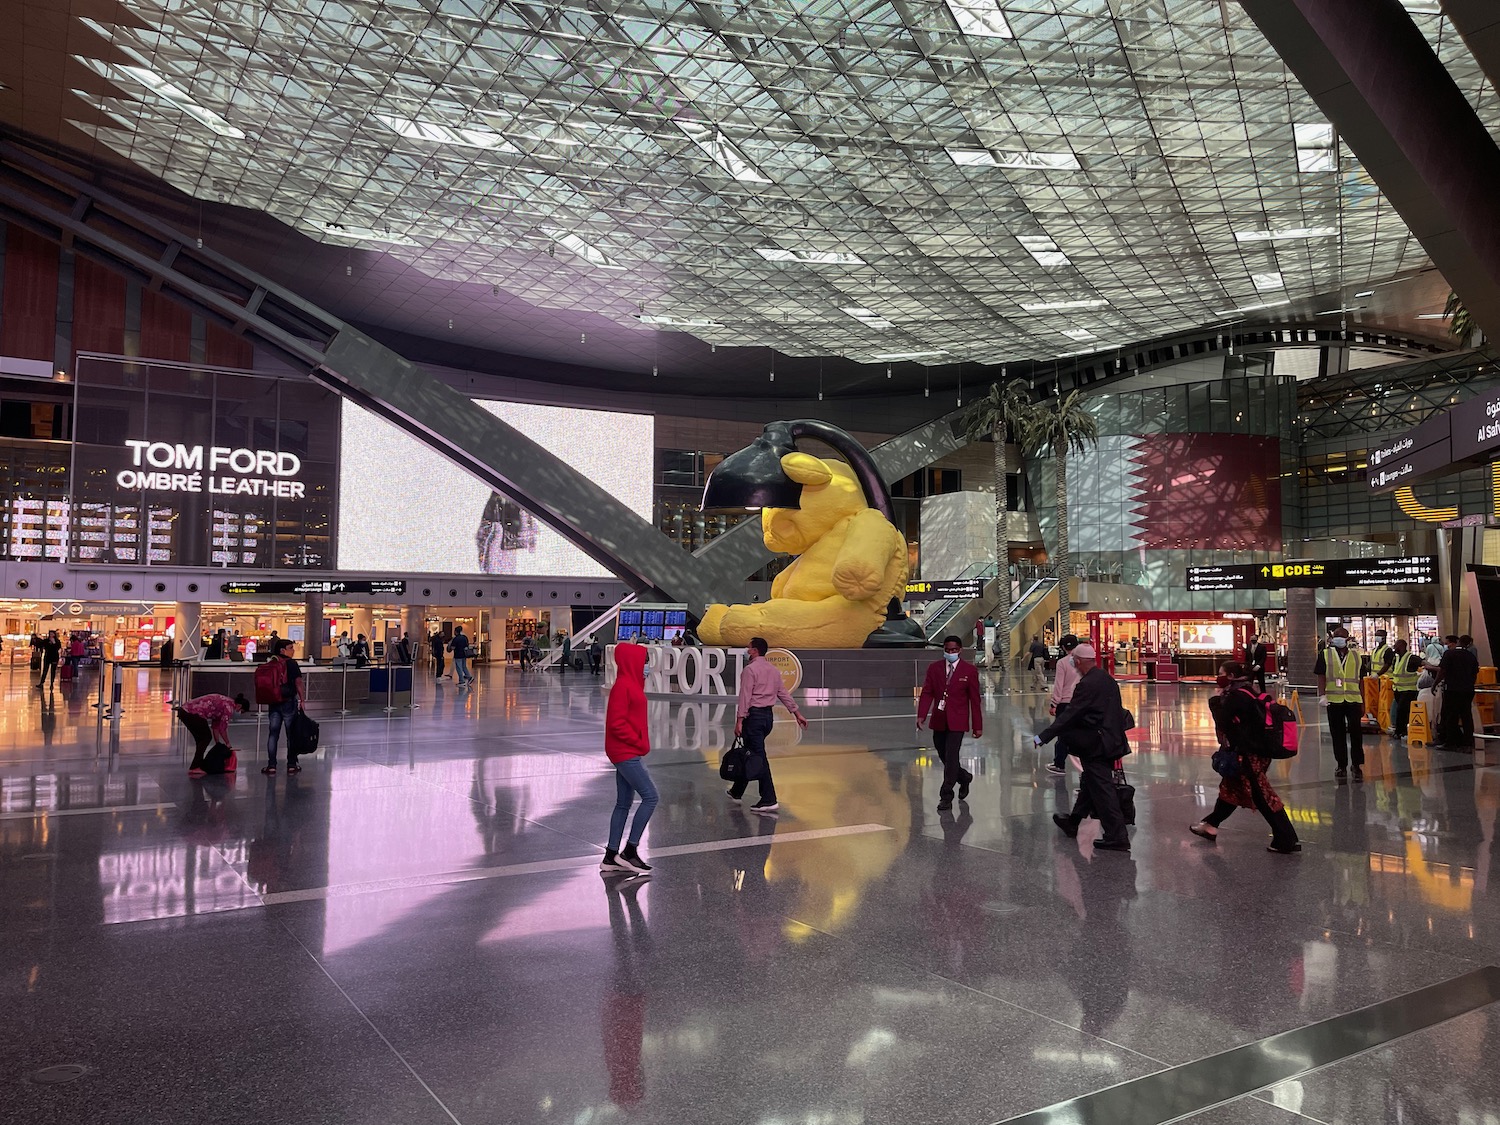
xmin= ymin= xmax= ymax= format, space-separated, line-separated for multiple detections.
xmin=2 ymin=661 xmax=1498 ymax=1125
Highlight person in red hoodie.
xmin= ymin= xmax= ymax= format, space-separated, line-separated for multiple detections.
xmin=602 ymin=642 xmax=659 ymax=874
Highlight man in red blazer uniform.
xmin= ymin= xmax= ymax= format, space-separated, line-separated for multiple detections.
xmin=918 ymin=634 xmax=985 ymax=811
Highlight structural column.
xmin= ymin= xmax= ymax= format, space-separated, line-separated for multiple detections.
xmin=351 ymin=606 xmax=373 ymax=648
xmin=1284 ymin=588 xmax=1318 ymax=690
xmin=304 ymin=593 xmax=324 ymax=663
xmin=174 ymin=601 xmax=201 ymax=661
xmin=402 ymin=605 xmax=426 ymax=655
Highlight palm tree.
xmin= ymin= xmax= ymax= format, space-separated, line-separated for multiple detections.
xmin=1013 ymin=390 xmax=1100 ymax=638
xmin=1445 ymin=291 xmax=1477 ymax=345
xmin=961 ymin=380 xmax=1035 ymax=689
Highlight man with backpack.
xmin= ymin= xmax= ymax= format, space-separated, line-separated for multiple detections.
xmin=255 ymin=638 xmax=306 ymax=774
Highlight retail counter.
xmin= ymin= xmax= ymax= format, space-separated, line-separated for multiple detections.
xmin=188 ymin=662 xmax=413 ymax=709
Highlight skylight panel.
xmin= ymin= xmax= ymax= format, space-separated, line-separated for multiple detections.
xmin=947 ymin=148 xmax=997 ymax=166
xmin=321 ymin=223 xmax=419 ymax=246
xmin=1020 ymin=299 xmax=1107 ymax=311
xmin=873 ymin=350 xmax=948 ymax=361
xmin=1235 ymin=227 xmax=1337 ymax=242
xmin=1211 ymin=299 xmax=1291 ymax=316
xmin=755 ymin=248 xmax=866 ymax=265
xmin=945 ymin=1 xmax=1014 ymax=38
xmin=997 ymin=151 xmax=1081 ymax=171
xmin=548 ymin=231 xmax=625 ymax=270
xmin=677 ymin=122 xmax=772 ymax=184
xmin=842 ymin=307 xmax=894 ymax=329
xmin=947 ymin=148 xmax=1080 ymax=171
xmin=1252 ymin=271 xmax=1285 ymax=292
xmin=375 ymin=113 xmax=519 ymax=152
xmin=1294 ymin=123 xmax=1337 ymax=173
xmin=639 ymin=314 xmax=722 ymax=327
xmin=1060 ymin=328 xmax=1098 ymax=341
xmin=1019 ymin=235 xmax=1071 ymax=268
xmin=115 ymin=65 xmax=243 ymax=138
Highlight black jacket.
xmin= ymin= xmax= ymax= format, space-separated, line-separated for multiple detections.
xmin=1038 ymin=667 xmax=1131 ymax=759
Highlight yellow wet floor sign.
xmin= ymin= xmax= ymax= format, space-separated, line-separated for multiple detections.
xmin=1408 ymin=701 xmax=1431 ymax=748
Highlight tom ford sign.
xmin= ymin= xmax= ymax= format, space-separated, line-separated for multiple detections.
xmin=115 ymin=441 xmax=306 ymax=498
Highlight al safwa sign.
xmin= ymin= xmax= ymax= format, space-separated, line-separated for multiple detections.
xmin=114 ymin=440 xmax=306 ymax=498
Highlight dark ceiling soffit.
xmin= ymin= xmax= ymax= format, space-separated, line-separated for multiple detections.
xmin=1239 ymin=0 xmax=1500 ymax=338
xmin=1440 ymin=2 xmax=1500 ymax=101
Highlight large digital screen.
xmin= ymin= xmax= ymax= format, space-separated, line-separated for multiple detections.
xmin=1177 ymin=623 xmax=1234 ymax=652
xmin=337 ymin=399 xmax=654 ymax=577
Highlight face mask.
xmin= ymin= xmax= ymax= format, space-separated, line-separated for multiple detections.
xmin=1331 ymin=638 xmax=1347 ymax=649
xmin=1216 ymin=673 xmax=1231 ymax=689
xmin=943 ymin=651 xmax=960 ymax=664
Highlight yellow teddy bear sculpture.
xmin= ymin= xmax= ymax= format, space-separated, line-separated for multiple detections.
xmin=698 ymin=452 xmax=909 ymax=649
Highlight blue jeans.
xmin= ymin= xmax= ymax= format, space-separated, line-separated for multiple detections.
xmin=266 ymin=700 xmax=298 ymax=766
xmin=454 ymin=656 xmax=471 ymax=683
xmin=608 ymin=757 xmax=659 ymax=851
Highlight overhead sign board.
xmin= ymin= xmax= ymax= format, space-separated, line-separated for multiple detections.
xmin=1365 ymin=438 xmax=1455 ymax=494
xmin=220 ymin=579 xmax=407 ymax=596
xmin=905 ymin=578 xmax=986 ymax=602
xmin=1186 ymin=556 xmax=1438 ymax=592
xmin=1447 ymin=385 xmax=1500 ymax=462
xmin=1366 ymin=386 xmax=1500 ymax=494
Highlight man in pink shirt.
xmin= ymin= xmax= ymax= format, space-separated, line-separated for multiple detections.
xmin=730 ymin=637 xmax=809 ymax=813
xmin=1045 ymin=634 xmax=1082 ymax=774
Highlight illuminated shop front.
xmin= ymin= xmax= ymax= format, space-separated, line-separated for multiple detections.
xmin=1087 ymin=610 xmax=1265 ymax=679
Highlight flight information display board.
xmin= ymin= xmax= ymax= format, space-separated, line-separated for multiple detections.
xmin=221 ymin=579 xmax=407 ymax=595
xmin=1186 ymin=556 xmax=1438 ymax=592
xmin=905 ymin=578 xmax=986 ymax=602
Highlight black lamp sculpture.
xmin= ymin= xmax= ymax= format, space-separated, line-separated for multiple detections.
xmin=701 ymin=419 xmax=925 ymax=648
xmin=701 ymin=419 xmax=895 ymax=519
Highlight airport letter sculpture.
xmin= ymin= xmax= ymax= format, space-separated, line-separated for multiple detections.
xmin=698 ymin=451 xmax=908 ymax=649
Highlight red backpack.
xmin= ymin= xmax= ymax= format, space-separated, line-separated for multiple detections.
xmin=1240 ymin=688 xmax=1299 ymax=758
xmin=254 ymin=657 xmax=288 ymax=705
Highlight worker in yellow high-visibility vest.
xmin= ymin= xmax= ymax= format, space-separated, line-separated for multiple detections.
xmin=1316 ymin=626 xmax=1365 ymax=781
xmin=1388 ymin=638 xmax=1422 ymax=740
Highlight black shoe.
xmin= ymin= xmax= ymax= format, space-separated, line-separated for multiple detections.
xmin=937 ymin=798 xmax=953 ymax=811
xmin=1351 ymin=767 xmax=1363 ymax=782
xmin=600 ymin=849 xmax=631 ymax=872
xmin=751 ymin=799 xmax=779 ymax=813
xmin=1334 ymin=768 xmax=1347 ymax=780
xmin=1267 ymin=842 xmax=1302 ymax=854
xmin=620 ymin=843 xmax=653 ymax=873
xmin=261 ymin=765 xmax=276 ymax=775
xmin=1052 ymin=814 xmax=1078 ymax=838
xmin=958 ymin=777 xmax=971 ymax=800
xmin=1094 ymin=838 xmax=1132 ymax=851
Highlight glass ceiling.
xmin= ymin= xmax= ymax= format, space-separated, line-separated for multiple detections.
xmin=64 ymin=0 xmax=1497 ymax=365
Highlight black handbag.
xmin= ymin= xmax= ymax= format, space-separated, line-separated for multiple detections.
xmin=718 ymin=737 xmax=747 ymax=782
xmin=1113 ymin=762 xmax=1137 ymax=826
xmin=288 ymin=710 xmax=321 ymax=756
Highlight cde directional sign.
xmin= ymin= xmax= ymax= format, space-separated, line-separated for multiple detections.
xmin=1187 ymin=556 xmax=1438 ymax=592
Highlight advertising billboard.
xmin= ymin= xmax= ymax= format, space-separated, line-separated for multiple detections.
xmin=336 ymin=399 xmax=654 ymax=578
xmin=66 ymin=356 xmax=340 ymax=568
xmin=1177 ymin=623 xmax=1234 ymax=651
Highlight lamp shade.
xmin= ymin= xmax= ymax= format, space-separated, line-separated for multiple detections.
xmin=700 ymin=421 xmax=803 ymax=512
